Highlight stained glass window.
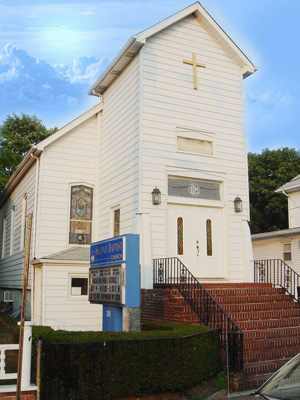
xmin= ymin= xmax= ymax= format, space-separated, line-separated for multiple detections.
xmin=114 ymin=209 xmax=120 ymax=237
xmin=206 ymin=219 xmax=212 ymax=256
xmin=177 ymin=217 xmax=184 ymax=255
xmin=69 ymin=185 xmax=93 ymax=245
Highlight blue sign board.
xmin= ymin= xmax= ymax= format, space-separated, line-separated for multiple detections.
xmin=90 ymin=236 xmax=125 ymax=266
xmin=89 ymin=234 xmax=140 ymax=332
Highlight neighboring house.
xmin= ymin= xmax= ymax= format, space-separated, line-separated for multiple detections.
xmin=252 ymin=174 xmax=300 ymax=276
xmin=0 ymin=2 xmax=257 ymax=330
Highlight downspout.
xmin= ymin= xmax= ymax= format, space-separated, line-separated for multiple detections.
xmin=31 ymin=153 xmax=40 ymax=259
xmin=30 ymin=152 xmax=40 ymax=323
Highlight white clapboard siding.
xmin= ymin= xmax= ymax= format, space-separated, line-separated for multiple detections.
xmin=252 ymin=236 xmax=300 ymax=277
xmin=42 ymin=264 xmax=102 ymax=331
xmin=0 ymin=165 xmax=36 ymax=288
xmin=139 ymin=15 xmax=249 ymax=280
xmin=252 ymin=240 xmax=282 ymax=261
xmin=36 ymin=116 xmax=97 ymax=258
xmin=289 ymin=192 xmax=300 ymax=229
xmin=98 ymin=55 xmax=140 ymax=239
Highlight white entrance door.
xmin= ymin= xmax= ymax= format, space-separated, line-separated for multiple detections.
xmin=168 ymin=204 xmax=224 ymax=279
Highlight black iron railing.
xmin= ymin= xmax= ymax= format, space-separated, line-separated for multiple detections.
xmin=153 ymin=257 xmax=243 ymax=372
xmin=254 ymin=259 xmax=300 ymax=302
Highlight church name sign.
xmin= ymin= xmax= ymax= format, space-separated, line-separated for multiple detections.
xmin=90 ymin=236 xmax=125 ymax=265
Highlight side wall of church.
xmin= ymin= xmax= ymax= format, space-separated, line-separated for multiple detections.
xmin=288 ymin=192 xmax=300 ymax=229
xmin=139 ymin=15 xmax=250 ymax=281
xmin=0 ymin=165 xmax=36 ymax=289
xmin=97 ymin=56 xmax=140 ymax=239
xmin=35 ymin=116 xmax=98 ymax=258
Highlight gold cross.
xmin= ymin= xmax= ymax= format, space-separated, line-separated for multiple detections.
xmin=183 ymin=52 xmax=206 ymax=90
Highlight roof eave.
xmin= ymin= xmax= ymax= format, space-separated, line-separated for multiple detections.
xmin=89 ymin=2 xmax=257 ymax=96
xmin=88 ymin=37 xmax=145 ymax=96
xmin=0 ymin=147 xmax=42 ymax=208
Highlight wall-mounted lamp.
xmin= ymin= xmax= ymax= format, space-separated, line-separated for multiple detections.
xmin=234 ymin=196 xmax=243 ymax=213
xmin=152 ymin=188 xmax=161 ymax=205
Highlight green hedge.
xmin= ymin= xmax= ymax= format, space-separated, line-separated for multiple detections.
xmin=34 ymin=323 xmax=221 ymax=400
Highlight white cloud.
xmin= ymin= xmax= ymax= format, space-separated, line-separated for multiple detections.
xmin=0 ymin=43 xmax=105 ymax=127
xmin=246 ymin=89 xmax=292 ymax=108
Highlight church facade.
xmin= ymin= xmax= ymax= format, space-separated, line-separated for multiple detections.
xmin=0 ymin=2 xmax=257 ymax=330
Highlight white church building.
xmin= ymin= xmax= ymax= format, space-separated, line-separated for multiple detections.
xmin=0 ymin=2 xmax=257 ymax=330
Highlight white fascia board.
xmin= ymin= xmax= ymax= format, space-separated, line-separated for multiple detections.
xmin=194 ymin=6 xmax=257 ymax=77
xmin=135 ymin=2 xmax=200 ymax=42
xmin=36 ymin=102 xmax=103 ymax=150
xmin=88 ymin=2 xmax=257 ymax=96
xmin=88 ymin=37 xmax=145 ymax=95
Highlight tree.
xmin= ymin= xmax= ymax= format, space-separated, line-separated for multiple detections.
xmin=248 ymin=147 xmax=300 ymax=234
xmin=0 ymin=113 xmax=58 ymax=191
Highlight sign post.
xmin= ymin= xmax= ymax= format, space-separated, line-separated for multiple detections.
xmin=89 ymin=234 xmax=140 ymax=331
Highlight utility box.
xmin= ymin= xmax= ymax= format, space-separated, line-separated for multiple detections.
xmin=89 ymin=234 xmax=140 ymax=332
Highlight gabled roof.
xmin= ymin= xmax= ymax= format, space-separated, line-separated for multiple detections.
xmin=89 ymin=1 xmax=257 ymax=96
xmin=276 ymin=174 xmax=300 ymax=195
xmin=36 ymin=102 xmax=103 ymax=150
xmin=0 ymin=103 xmax=103 ymax=207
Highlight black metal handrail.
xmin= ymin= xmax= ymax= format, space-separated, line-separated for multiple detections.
xmin=153 ymin=257 xmax=243 ymax=372
xmin=254 ymin=259 xmax=300 ymax=302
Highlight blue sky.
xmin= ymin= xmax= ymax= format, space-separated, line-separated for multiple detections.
xmin=0 ymin=0 xmax=299 ymax=153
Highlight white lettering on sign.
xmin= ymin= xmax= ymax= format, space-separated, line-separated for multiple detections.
xmin=106 ymin=310 xmax=111 ymax=318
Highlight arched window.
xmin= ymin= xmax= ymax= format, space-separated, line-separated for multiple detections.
xmin=69 ymin=185 xmax=93 ymax=245
xmin=206 ymin=219 xmax=212 ymax=256
xmin=177 ymin=217 xmax=184 ymax=255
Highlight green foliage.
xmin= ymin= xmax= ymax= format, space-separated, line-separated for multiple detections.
xmin=248 ymin=147 xmax=300 ymax=233
xmin=0 ymin=113 xmax=57 ymax=191
xmin=33 ymin=324 xmax=221 ymax=400
xmin=32 ymin=322 xmax=211 ymax=343
xmin=213 ymin=370 xmax=227 ymax=389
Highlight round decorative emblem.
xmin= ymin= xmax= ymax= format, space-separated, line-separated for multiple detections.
xmin=188 ymin=183 xmax=200 ymax=197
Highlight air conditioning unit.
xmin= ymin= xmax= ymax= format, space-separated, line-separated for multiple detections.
xmin=3 ymin=291 xmax=13 ymax=302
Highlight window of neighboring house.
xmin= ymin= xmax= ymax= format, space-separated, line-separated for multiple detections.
xmin=70 ymin=276 xmax=88 ymax=297
xmin=2 ymin=216 xmax=7 ymax=259
xmin=20 ymin=194 xmax=27 ymax=251
xmin=283 ymin=242 xmax=292 ymax=262
xmin=10 ymin=207 xmax=15 ymax=256
xmin=69 ymin=185 xmax=93 ymax=245
xmin=113 ymin=209 xmax=120 ymax=237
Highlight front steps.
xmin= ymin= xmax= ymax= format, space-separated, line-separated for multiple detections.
xmin=141 ymin=283 xmax=300 ymax=390
xmin=202 ymin=283 xmax=300 ymax=390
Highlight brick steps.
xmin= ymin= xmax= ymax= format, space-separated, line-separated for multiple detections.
xmin=141 ymin=283 xmax=300 ymax=391
xmin=203 ymin=283 xmax=300 ymax=390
